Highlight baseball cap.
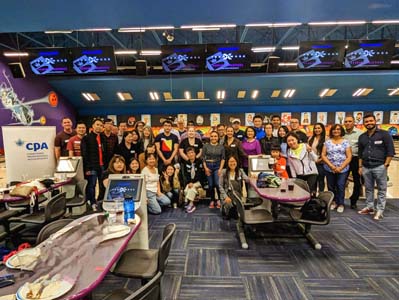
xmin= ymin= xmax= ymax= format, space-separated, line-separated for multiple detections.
xmin=232 ymin=118 xmax=241 ymax=124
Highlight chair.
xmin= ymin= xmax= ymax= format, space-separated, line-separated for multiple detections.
xmin=66 ymin=179 xmax=88 ymax=214
xmin=289 ymin=191 xmax=334 ymax=249
xmin=36 ymin=218 xmax=73 ymax=244
xmin=231 ymin=189 xmax=273 ymax=249
xmin=293 ymin=178 xmax=310 ymax=192
xmin=9 ymin=192 xmax=67 ymax=225
xmin=101 ymin=271 xmax=162 ymax=300
xmin=112 ymin=224 xmax=176 ymax=283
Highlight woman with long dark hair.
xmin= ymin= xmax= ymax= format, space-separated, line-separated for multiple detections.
xmin=308 ymin=123 xmax=326 ymax=192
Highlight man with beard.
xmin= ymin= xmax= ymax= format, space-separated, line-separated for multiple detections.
xmin=358 ymin=114 xmax=395 ymax=220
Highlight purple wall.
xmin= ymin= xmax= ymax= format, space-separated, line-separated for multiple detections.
xmin=0 ymin=60 xmax=76 ymax=152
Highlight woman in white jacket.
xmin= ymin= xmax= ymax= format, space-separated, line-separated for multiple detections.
xmin=286 ymin=132 xmax=318 ymax=195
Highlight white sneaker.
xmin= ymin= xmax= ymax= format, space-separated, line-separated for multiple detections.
xmin=91 ymin=204 xmax=98 ymax=211
xmin=330 ymin=202 xmax=337 ymax=210
xmin=373 ymin=211 xmax=383 ymax=220
xmin=337 ymin=205 xmax=344 ymax=213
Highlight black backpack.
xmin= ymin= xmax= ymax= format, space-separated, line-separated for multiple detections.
xmin=300 ymin=197 xmax=327 ymax=221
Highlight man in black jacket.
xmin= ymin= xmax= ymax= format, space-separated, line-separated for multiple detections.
xmin=181 ymin=147 xmax=205 ymax=213
xmin=81 ymin=117 xmax=106 ymax=210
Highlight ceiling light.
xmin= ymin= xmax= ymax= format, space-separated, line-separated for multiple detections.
xmin=140 ymin=50 xmax=161 ymax=56
xmin=82 ymin=93 xmax=100 ymax=101
xmin=308 ymin=21 xmax=366 ymax=26
xmin=245 ymin=23 xmax=273 ymax=27
xmin=270 ymin=22 xmax=302 ymax=27
xmin=237 ymin=91 xmax=246 ymax=99
xmin=319 ymin=88 xmax=338 ymax=98
xmin=181 ymin=24 xmax=236 ymax=29
xmin=145 ymin=26 xmax=175 ymax=30
xmin=284 ymin=89 xmax=296 ymax=98
xmin=282 ymin=46 xmax=299 ymax=50
xmin=388 ymin=88 xmax=399 ymax=96
xmin=197 ymin=91 xmax=205 ymax=99
xmin=278 ymin=62 xmax=297 ymax=66
xmin=192 ymin=27 xmax=220 ymax=31
xmin=353 ymin=88 xmax=373 ymax=97
xmin=117 ymin=92 xmax=133 ymax=101
xmin=114 ymin=50 xmax=138 ymax=55
xmin=149 ymin=92 xmax=159 ymax=100
xmin=184 ymin=91 xmax=191 ymax=100
xmin=372 ymin=20 xmax=399 ymax=24
xmin=77 ymin=28 xmax=112 ymax=32
xmin=163 ymin=92 xmax=172 ymax=100
xmin=3 ymin=52 xmax=29 ymax=57
xmin=308 ymin=21 xmax=339 ymax=26
xmin=271 ymin=90 xmax=281 ymax=98
xmin=44 ymin=30 xmax=73 ymax=34
xmin=118 ymin=27 xmax=146 ymax=33
xmin=391 ymin=60 xmax=399 ymax=64
xmin=252 ymin=47 xmax=275 ymax=53
xmin=217 ymin=90 xmax=226 ymax=100
xmin=251 ymin=90 xmax=259 ymax=99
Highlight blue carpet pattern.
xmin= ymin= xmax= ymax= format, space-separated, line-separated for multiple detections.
xmin=93 ymin=199 xmax=399 ymax=300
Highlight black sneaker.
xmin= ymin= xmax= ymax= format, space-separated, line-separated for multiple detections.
xmin=350 ymin=204 xmax=357 ymax=209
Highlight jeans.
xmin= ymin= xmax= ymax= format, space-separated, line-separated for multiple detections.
xmin=85 ymin=167 xmax=104 ymax=205
xmin=363 ymin=165 xmax=387 ymax=212
xmin=206 ymin=162 xmax=221 ymax=201
xmin=348 ymin=156 xmax=362 ymax=204
xmin=325 ymin=171 xmax=349 ymax=206
xmin=147 ymin=191 xmax=171 ymax=214
xmin=316 ymin=163 xmax=326 ymax=193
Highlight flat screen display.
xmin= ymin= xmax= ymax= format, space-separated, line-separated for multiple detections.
xmin=250 ymin=157 xmax=272 ymax=172
xmin=70 ymin=46 xmax=117 ymax=74
xmin=56 ymin=159 xmax=79 ymax=173
xmin=344 ymin=39 xmax=395 ymax=68
xmin=205 ymin=43 xmax=252 ymax=71
xmin=105 ymin=178 xmax=142 ymax=201
xmin=297 ymin=41 xmax=346 ymax=69
xmin=29 ymin=49 xmax=70 ymax=75
xmin=161 ymin=45 xmax=205 ymax=72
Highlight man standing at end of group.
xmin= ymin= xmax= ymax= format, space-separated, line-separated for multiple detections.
xmin=81 ymin=118 xmax=106 ymax=210
xmin=344 ymin=116 xmax=363 ymax=209
xmin=358 ymin=114 xmax=395 ymax=220
xmin=155 ymin=120 xmax=179 ymax=173
xmin=54 ymin=117 xmax=76 ymax=161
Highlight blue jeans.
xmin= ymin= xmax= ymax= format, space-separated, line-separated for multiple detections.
xmin=325 ymin=171 xmax=349 ymax=206
xmin=206 ymin=162 xmax=221 ymax=201
xmin=363 ymin=165 xmax=387 ymax=212
xmin=146 ymin=191 xmax=171 ymax=214
xmin=85 ymin=167 xmax=104 ymax=205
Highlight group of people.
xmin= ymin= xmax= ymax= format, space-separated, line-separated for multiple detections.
xmin=54 ymin=113 xmax=395 ymax=220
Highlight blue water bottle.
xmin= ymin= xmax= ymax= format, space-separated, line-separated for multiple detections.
xmin=123 ymin=193 xmax=135 ymax=224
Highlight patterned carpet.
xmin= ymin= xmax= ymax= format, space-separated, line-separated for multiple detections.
xmin=93 ymin=199 xmax=399 ymax=300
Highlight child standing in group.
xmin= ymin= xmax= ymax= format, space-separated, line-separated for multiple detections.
xmin=270 ymin=144 xmax=289 ymax=179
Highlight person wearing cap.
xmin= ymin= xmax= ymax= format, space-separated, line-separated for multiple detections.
xmin=232 ymin=119 xmax=245 ymax=141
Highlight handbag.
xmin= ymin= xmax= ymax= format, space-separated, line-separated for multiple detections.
xmin=10 ymin=186 xmax=35 ymax=197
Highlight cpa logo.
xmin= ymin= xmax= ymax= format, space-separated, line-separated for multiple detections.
xmin=15 ymin=139 xmax=49 ymax=151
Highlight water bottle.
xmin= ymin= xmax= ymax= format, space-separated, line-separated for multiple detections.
xmin=123 ymin=193 xmax=135 ymax=224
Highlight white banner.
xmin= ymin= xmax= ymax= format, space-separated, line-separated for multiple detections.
xmin=2 ymin=126 xmax=56 ymax=183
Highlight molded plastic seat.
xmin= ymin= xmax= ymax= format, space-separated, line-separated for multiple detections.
xmin=66 ymin=179 xmax=88 ymax=214
xmin=36 ymin=218 xmax=73 ymax=244
xmin=113 ymin=223 xmax=176 ymax=280
xmin=102 ymin=271 xmax=162 ymax=300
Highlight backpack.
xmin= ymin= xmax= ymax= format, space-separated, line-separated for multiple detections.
xmin=300 ymin=197 xmax=327 ymax=221
xmin=256 ymin=172 xmax=282 ymax=188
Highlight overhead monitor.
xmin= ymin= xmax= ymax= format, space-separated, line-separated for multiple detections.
xmin=29 ymin=48 xmax=70 ymax=75
xmin=70 ymin=46 xmax=117 ymax=74
xmin=55 ymin=158 xmax=80 ymax=173
xmin=344 ymin=39 xmax=395 ymax=69
xmin=297 ymin=40 xmax=346 ymax=69
xmin=104 ymin=174 xmax=143 ymax=201
xmin=205 ymin=43 xmax=252 ymax=71
xmin=161 ymin=44 xmax=205 ymax=72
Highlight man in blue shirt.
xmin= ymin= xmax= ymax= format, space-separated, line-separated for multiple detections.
xmin=253 ymin=115 xmax=265 ymax=140
xmin=358 ymin=114 xmax=395 ymax=220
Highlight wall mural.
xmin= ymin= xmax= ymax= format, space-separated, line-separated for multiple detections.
xmin=0 ymin=61 xmax=76 ymax=153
